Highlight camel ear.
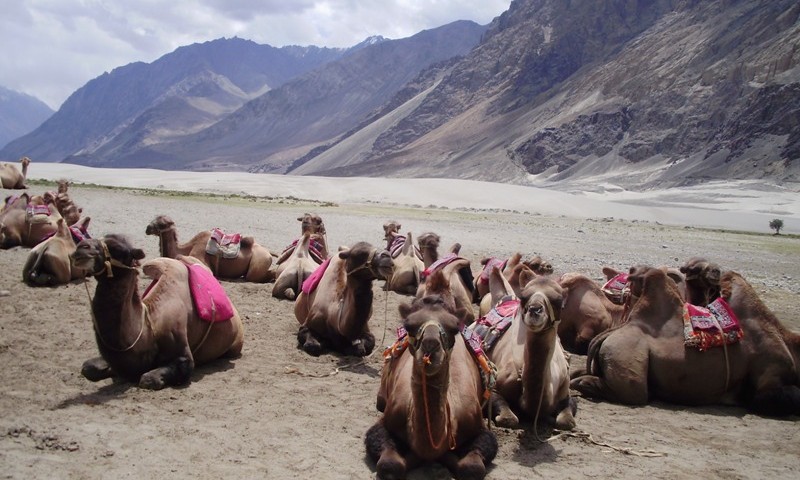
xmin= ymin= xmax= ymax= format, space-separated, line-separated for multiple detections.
xmin=132 ymin=248 xmax=146 ymax=260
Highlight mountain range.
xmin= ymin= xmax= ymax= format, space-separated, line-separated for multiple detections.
xmin=0 ymin=86 xmax=53 ymax=150
xmin=1 ymin=0 xmax=798 ymax=189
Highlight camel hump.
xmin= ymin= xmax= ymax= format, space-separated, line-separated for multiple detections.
xmin=401 ymin=232 xmax=414 ymax=255
xmin=240 ymin=236 xmax=255 ymax=249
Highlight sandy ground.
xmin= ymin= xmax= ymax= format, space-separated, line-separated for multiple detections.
xmin=1 ymin=181 xmax=799 ymax=479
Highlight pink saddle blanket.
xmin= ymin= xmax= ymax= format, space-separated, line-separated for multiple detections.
xmin=683 ymin=297 xmax=743 ymax=351
xmin=301 ymin=257 xmax=332 ymax=295
xmin=478 ymin=257 xmax=507 ymax=284
xmin=602 ymin=272 xmax=629 ymax=304
xmin=421 ymin=253 xmax=462 ymax=279
xmin=186 ymin=263 xmax=235 ymax=322
xmin=464 ymin=296 xmax=520 ymax=352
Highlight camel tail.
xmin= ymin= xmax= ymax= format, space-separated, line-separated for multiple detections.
xmin=22 ymin=245 xmax=47 ymax=286
xmin=585 ymin=328 xmax=615 ymax=377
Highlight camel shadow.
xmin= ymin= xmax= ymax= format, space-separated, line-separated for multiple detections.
xmin=333 ymin=355 xmax=380 ymax=378
xmin=510 ymin=425 xmax=560 ymax=468
xmin=54 ymin=379 xmax=135 ymax=409
xmin=191 ymin=358 xmax=237 ymax=382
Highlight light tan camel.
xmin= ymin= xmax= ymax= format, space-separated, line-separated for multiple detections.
xmin=0 ymin=156 xmax=31 ymax=189
xmin=0 ymin=193 xmax=59 ymax=248
xmin=482 ymin=265 xmax=576 ymax=430
xmin=22 ymin=217 xmax=91 ymax=286
xmin=571 ymin=265 xmax=800 ymax=416
xmin=416 ymin=243 xmax=475 ymax=325
xmin=273 ymin=232 xmax=322 ymax=300
xmin=386 ymin=231 xmax=424 ymax=295
xmin=277 ymin=213 xmax=328 ymax=264
xmin=294 ymin=242 xmax=393 ymax=356
xmin=145 ymin=215 xmax=274 ymax=283
xmin=71 ymin=234 xmax=244 ymax=389
xmin=366 ymin=282 xmax=497 ymax=479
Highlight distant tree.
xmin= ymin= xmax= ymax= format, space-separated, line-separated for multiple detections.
xmin=769 ymin=218 xmax=784 ymax=235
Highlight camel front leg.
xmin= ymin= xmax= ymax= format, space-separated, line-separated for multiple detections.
xmin=490 ymin=392 xmax=519 ymax=428
xmin=441 ymin=429 xmax=498 ymax=480
xmin=297 ymin=326 xmax=323 ymax=356
xmin=81 ymin=356 xmax=113 ymax=381
xmin=139 ymin=345 xmax=194 ymax=390
xmin=343 ymin=332 xmax=375 ymax=357
xmin=365 ymin=423 xmax=407 ymax=480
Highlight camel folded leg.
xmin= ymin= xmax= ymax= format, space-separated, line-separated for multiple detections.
xmin=341 ymin=332 xmax=375 ymax=357
xmin=490 ymin=392 xmax=519 ymax=428
xmin=554 ymin=396 xmax=578 ymax=431
xmin=81 ymin=357 xmax=114 ymax=381
xmin=440 ymin=429 xmax=498 ymax=480
xmin=138 ymin=354 xmax=194 ymax=390
xmin=297 ymin=326 xmax=323 ymax=356
xmin=365 ymin=423 xmax=407 ymax=480
xmin=749 ymin=384 xmax=800 ymax=417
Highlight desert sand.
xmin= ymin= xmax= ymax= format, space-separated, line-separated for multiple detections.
xmin=1 ymin=167 xmax=799 ymax=479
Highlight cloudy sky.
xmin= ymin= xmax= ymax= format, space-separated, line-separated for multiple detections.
xmin=1 ymin=0 xmax=511 ymax=110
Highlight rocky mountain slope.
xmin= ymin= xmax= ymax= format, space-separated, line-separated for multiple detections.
xmin=0 ymin=37 xmax=350 ymax=164
xmin=0 ymin=86 xmax=53 ymax=149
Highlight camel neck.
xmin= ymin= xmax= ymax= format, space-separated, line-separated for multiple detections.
xmin=421 ymin=248 xmax=438 ymax=269
xmin=337 ymin=275 xmax=374 ymax=339
xmin=159 ymin=229 xmax=180 ymax=258
xmin=410 ymin=362 xmax=451 ymax=457
xmin=92 ymin=269 xmax=144 ymax=351
xmin=520 ymin=327 xmax=557 ymax=415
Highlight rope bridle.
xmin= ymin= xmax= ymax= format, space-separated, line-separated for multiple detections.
xmin=408 ymin=320 xmax=457 ymax=451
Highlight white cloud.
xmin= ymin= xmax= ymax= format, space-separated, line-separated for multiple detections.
xmin=0 ymin=0 xmax=510 ymax=110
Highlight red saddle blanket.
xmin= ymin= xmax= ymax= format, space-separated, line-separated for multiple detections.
xmin=463 ymin=296 xmax=520 ymax=353
xmin=683 ymin=298 xmax=743 ymax=351
xmin=602 ymin=272 xmax=629 ymax=305
xmin=478 ymin=257 xmax=507 ymax=284
xmin=421 ymin=253 xmax=462 ymax=279
xmin=186 ymin=263 xmax=235 ymax=322
xmin=301 ymin=257 xmax=332 ymax=295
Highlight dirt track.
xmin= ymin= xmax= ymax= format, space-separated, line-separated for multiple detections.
xmin=1 ymin=185 xmax=798 ymax=479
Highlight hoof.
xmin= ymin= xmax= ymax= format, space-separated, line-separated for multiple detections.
xmin=138 ymin=372 xmax=167 ymax=390
xmin=376 ymin=455 xmax=406 ymax=480
xmin=456 ymin=451 xmax=488 ymax=480
xmin=302 ymin=339 xmax=323 ymax=357
xmin=494 ymin=412 xmax=519 ymax=429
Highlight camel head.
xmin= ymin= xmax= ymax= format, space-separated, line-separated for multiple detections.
xmin=417 ymin=232 xmax=440 ymax=250
xmin=383 ymin=221 xmax=402 ymax=241
xmin=519 ymin=274 xmax=563 ymax=333
xmin=680 ymin=257 xmax=721 ymax=304
xmin=145 ymin=215 xmax=176 ymax=236
xmin=399 ymin=295 xmax=466 ymax=375
xmin=20 ymin=156 xmax=31 ymax=170
xmin=71 ymin=234 xmax=145 ymax=276
xmin=56 ymin=179 xmax=71 ymax=194
xmin=339 ymin=242 xmax=393 ymax=281
xmin=298 ymin=213 xmax=325 ymax=235
xmin=524 ymin=255 xmax=554 ymax=275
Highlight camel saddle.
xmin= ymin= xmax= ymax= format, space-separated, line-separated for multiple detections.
xmin=281 ymin=237 xmax=325 ymax=264
xmin=205 ymin=228 xmax=241 ymax=259
xmin=421 ymin=253 xmax=463 ymax=280
xmin=185 ymin=262 xmax=235 ymax=323
xmin=477 ymin=257 xmax=507 ymax=284
xmin=301 ymin=258 xmax=332 ymax=295
xmin=683 ymin=298 xmax=744 ymax=351
xmin=388 ymin=235 xmax=422 ymax=260
xmin=463 ymin=295 xmax=520 ymax=353
xmin=26 ymin=204 xmax=52 ymax=224
xmin=602 ymin=272 xmax=630 ymax=305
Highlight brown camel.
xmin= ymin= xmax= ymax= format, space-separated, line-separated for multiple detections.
xmin=71 ymin=234 xmax=244 ymax=389
xmin=558 ymin=270 xmax=626 ymax=354
xmin=386 ymin=231 xmax=424 ymax=295
xmin=294 ymin=242 xmax=393 ymax=356
xmin=22 ymin=217 xmax=92 ymax=286
xmin=0 ymin=156 xmax=31 ymax=189
xmin=366 ymin=290 xmax=498 ymax=479
xmin=571 ymin=265 xmax=800 ymax=416
xmin=0 ymin=193 xmax=59 ymax=249
xmin=479 ymin=265 xmax=576 ymax=430
xmin=273 ymin=232 xmax=323 ymax=300
xmin=416 ymin=243 xmax=475 ymax=325
xmin=145 ymin=215 xmax=274 ymax=283
xmin=42 ymin=179 xmax=83 ymax=226
xmin=276 ymin=213 xmax=328 ymax=264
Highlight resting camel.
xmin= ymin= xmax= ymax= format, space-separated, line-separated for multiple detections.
xmin=366 ymin=286 xmax=497 ymax=479
xmin=385 ymin=231 xmax=424 ymax=295
xmin=71 ymin=234 xmax=244 ymax=389
xmin=0 ymin=193 xmax=59 ymax=249
xmin=22 ymin=217 xmax=92 ymax=286
xmin=276 ymin=213 xmax=328 ymax=264
xmin=0 ymin=156 xmax=30 ymax=189
xmin=294 ymin=242 xmax=393 ymax=356
xmin=479 ymin=265 xmax=576 ymax=430
xmin=571 ymin=265 xmax=800 ymax=416
xmin=273 ymin=232 xmax=323 ymax=300
xmin=145 ymin=215 xmax=274 ymax=283
xmin=43 ymin=179 xmax=83 ymax=226
xmin=416 ymin=243 xmax=475 ymax=325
